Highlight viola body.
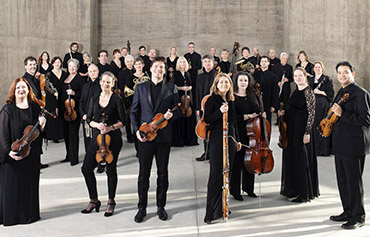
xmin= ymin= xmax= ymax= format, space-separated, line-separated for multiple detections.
xmin=195 ymin=95 xmax=211 ymax=140
xmin=64 ymin=85 xmax=77 ymax=121
xmin=139 ymin=113 xmax=168 ymax=141
xmin=278 ymin=102 xmax=288 ymax=149
xmin=11 ymin=125 xmax=40 ymax=158
xmin=96 ymin=133 xmax=113 ymax=164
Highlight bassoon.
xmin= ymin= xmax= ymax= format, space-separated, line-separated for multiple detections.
xmin=222 ymin=109 xmax=230 ymax=221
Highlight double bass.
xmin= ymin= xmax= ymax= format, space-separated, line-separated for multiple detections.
xmin=96 ymin=113 xmax=113 ymax=165
xmin=244 ymin=83 xmax=274 ymax=174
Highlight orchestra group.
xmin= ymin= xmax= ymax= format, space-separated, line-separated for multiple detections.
xmin=0 ymin=41 xmax=368 ymax=230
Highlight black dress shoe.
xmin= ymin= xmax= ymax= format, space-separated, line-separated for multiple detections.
xmin=134 ymin=209 xmax=146 ymax=223
xmin=330 ymin=212 xmax=348 ymax=222
xmin=40 ymin=163 xmax=49 ymax=169
xmin=341 ymin=220 xmax=365 ymax=229
xmin=97 ymin=164 xmax=105 ymax=173
xmin=104 ymin=201 xmax=116 ymax=217
xmin=247 ymin=193 xmax=258 ymax=198
xmin=232 ymin=194 xmax=243 ymax=201
xmin=196 ymin=153 xmax=209 ymax=161
xmin=157 ymin=207 xmax=168 ymax=221
xmin=204 ymin=216 xmax=212 ymax=224
xmin=81 ymin=200 xmax=101 ymax=214
xmin=60 ymin=158 xmax=69 ymax=163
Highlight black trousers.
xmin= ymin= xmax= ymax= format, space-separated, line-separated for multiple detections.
xmin=334 ymin=154 xmax=365 ymax=222
xmin=63 ymin=118 xmax=80 ymax=166
xmin=137 ymin=141 xmax=171 ymax=209
xmin=125 ymin=116 xmax=134 ymax=139
xmin=81 ymin=131 xmax=122 ymax=199
xmin=230 ymin=147 xmax=255 ymax=195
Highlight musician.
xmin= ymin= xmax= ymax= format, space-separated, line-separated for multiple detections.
xmin=60 ymin=58 xmax=85 ymax=166
xmin=63 ymin=42 xmax=83 ymax=71
xmin=278 ymin=67 xmax=318 ymax=203
xmin=79 ymin=52 xmax=92 ymax=81
xmin=110 ymin=49 xmax=123 ymax=78
xmin=118 ymin=55 xmax=136 ymax=143
xmin=171 ymin=56 xmax=198 ymax=147
xmin=296 ymin=50 xmax=314 ymax=77
xmin=219 ymin=49 xmax=231 ymax=76
xmin=44 ymin=57 xmax=65 ymax=143
xmin=166 ymin=47 xmax=179 ymax=83
xmin=0 ymin=78 xmax=46 ymax=226
xmin=120 ymin=47 xmax=128 ymax=69
xmin=37 ymin=51 xmax=51 ymax=75
xmin=249 ymin=47 xmax=261 ymax=69
xmin=253 ymin=56 xmax=279 ymax=123
xmin=268 ymin=49 xmax=280 ymax=71
xmin=203 ymin=73 xmax=241 ymax=224
xmin=97 ymin=50 xmax=110 ymax=76
xmin=231 ymin=72 xmax=260 ymax=200
xmin=309 ymin=61 xmax=334 ymax=156
xmin=195 ymin=55 xmax=216 ymax=161
xmin=236 ymin=47 xmax=253 ymax=73
xmin=80 ymin=64 xmax=101 ymax=153
xmin=23 ymin=56 xmax=41 ymax=100
xmin=209 ymin=47 xmax=220 ymax=66
xmin=272 ymin=52 xmax=293 ymax=106
xmin=139 ymin=46 xmax=151 ymax=74
xmin=81 ymin=72 xmax=125 ymax=217
xmin=184 ymin=42 xmax=202 ymax=99
xmin=329 ymin=61 xmax=370 ymax=229
xmin=130 ymin=56 xmax=181 ymax=223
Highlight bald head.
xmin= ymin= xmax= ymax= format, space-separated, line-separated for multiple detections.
xmin=88 ymin=63 xmax=99 ymax=81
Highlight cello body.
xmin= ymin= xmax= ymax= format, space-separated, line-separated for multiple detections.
xmin=195 ymin=94 xmax=211 ymax=140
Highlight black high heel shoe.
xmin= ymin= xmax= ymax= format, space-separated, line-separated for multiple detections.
xmin=81 ymin=200 xmax=101 ymax=214
xmin=104 ymin=201 xmax=116 ymax=217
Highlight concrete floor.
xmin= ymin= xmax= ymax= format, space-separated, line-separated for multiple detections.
xmin=1 ymin=123 xmax=369 ymax=237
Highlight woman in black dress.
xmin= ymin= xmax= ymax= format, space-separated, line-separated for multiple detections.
xmin=110 ymin=49 xmax=123 ymax=78
xmin=309 ymin=61 xmax=334 ymax=156
xmin=171 ymin=56 xmax=198 ymax=147
xmin=296 ymin=51 xmax=314 ymax=77
xmin=230 ymin=72 xmax=260 ymax=201
xmin=60 ymin=58 xmax=85 ymax=166
xmin=44 ymin=56 xmax=65 ymax=142
xmin=0 ymin=78 xmax=46 ymax=226
xmin=37 ymin=51 xmax=52 ymax=75
xmin=204 ymin=73 xmax=241 ymax=224
xmin=79 ymin=52 xmax=92 ymax=82
xmin=81 ymin=72 xmax=125 ymax=217
xmin=166 ymin=47 xmax=178 ymax=83
xmin=279 ymin=67 xmax=319 ymax=203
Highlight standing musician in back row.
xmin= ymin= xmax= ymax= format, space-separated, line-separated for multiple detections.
xmin=130 ymin=56 xmax=181 ymax=223
xmin=184 ymin=42 xmax=202 ymax=100
xmin=329 ymin=61 xmax=370 ymax=230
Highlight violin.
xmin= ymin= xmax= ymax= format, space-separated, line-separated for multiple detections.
xmin=180 ymin=80 xmax=192 ymax=117
xmin=195 ymin=94 xmax=211 ymax=141
xmin=319 ymin=93 xmax=349 ymax=137
xmin=244 ymin=83 xmax=274 ymax=174
xmin=278 ymin=102 xmax=288 ymax=149
xmin=11 ymin=108 xmax=56 ymax=157
xmin=64 ymin=84 xmax=77 ymax=121
xmin=139 ymin=105 xmax=177 ymax=141
xmin=96 ymin=113 xmax=113 ymax=165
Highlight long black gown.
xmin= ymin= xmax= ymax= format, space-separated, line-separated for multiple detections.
xmin=204 ymin=94 xmax=237 ymax=221
xmin=309 ymin=74 xmax=334 ymax=156
xmin=171 ymin=71 xmax=198 ymax=147
xmin=281 ymin=86 xmax=319 ymax=202
xmin=296 ymin=62 xmax=314 ymax=76
xmin=0 ymin=102 xmax=42 ymax=226
xmin=44 ymin=71 xmax=65 ymax=141
xmin=231 ymin=94 xmax=260 ymax=196
xmin=166 ymin=56 xmax=178 ymax=83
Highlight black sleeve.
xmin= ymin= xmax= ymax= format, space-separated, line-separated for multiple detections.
xmin=341 ymin=90 xmax=370 ymax=127
xmin=170 ymin=85 xmax=181 ymax=122
xmin=116 ymin=95 xmax=126 ymax=126
xmin=204 ymin=97 xmax=223 ymax=124
xmin=323 ymin=76 xmax=334 ymax=102
xmin=130 ymin=86 xmax=141 ymax=133
xmin=86 ymin=97 xmax=95 ymax=125
xmin=0 ymin=106 xmax=12 ymax=163
xmin=79 ymin=84 xmax=88 ymax=116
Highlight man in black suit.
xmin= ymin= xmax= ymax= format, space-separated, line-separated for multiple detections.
xmin=330 ymin=61 xmax=370 ymax=229
xmin=130 ymin=57 xmax=180 ymax=223
xmin=97 ymin=50 xmax=110 ymax=76
xmin=253 ymin=56 xmax=279 ymax=123
xmin=184 ymin=42 xmax=202 ymax=99
xmin=63 ymin=42 xmax=83 ymax=71
xmin=138 ymin=46 xmax=151 ymax=74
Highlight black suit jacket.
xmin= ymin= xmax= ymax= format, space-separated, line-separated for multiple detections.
xmin=332 ymin=83 xmax=370 ymax=156
xmin=23 ymin=72 xmax=41 ymax=99
xmin=253 ymin=70 xmax=279 ymax=111
xmin=130 ymin=80 xmax=180 ymax=143
xmin=195 ymin=69 xmax=216 ymax=111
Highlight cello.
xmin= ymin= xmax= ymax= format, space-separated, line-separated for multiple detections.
xmin=244 ymin=83 xmax=274 ymax=174
xmin=96 ymin=113 xmax=113 ymax=165
xmin=195 ymin=94 xmax=211 ymax=141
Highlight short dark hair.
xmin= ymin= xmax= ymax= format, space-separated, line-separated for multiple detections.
xmin=24 ymin=56 xmax=37 ymax=65
xmin=202 ymin=54 xmax=214 ymax=61
xmin=51 ymin=56 xmax=63 ymax=65
xmin=70 ymin=42 xmax=79 ymax=49
xmin=336 ymin=61 xmax=355 ymax=72
xmin=150 ymin=56 xmax=166 ymax=68
xmin=113 ymin=49 xmax=121 ymax=55
xmin=121 ymin=47 xmax=128 ymax=51
xmin=139 ymin=45 xmax=146 ymax=51
xmin=134 ymin=57 xmax=144 ymax=64
xmin=188 ymin=42 xmax=195 ymax=46
xmin=98 ymin=50 xmax=108 ymax=57
xmin=260 ymin=55 xmax=270 ymax=62
xmin=241 ymin=47 xmax=250 ymax=53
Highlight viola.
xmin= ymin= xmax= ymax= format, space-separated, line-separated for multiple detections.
xmin=180 ymin=80 xmax=192 ymax=117
xmin=244 ymin=83 xmax=274 ymax=174
xmin=96 ymin=113 xmax=113 ymax=165
xmin=195 ymin=94 xmax=211 ymax=141
xmin=319 ymin=93 xmax=349 ymax=137
xmin=278 ymin=102 xmax=288 ymax=149
xmin=11 ymin=108 xmax=56 ymax=157
xmin=64 ymin=84 xmax=77 ymax=121
xmin=139 ymin=105 xmax=177 ymax=141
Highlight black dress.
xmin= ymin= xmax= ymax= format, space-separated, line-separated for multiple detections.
xmin=38 ymin=63 xmax=52 ymax=74
xmin=44 ymin=71 xmax=66 ymax=141
xmin=110 ymin=60 xmax=123 ymax=78
xmin=166 ymin=56 xmax=178 ymax=82
xmin=0 ymin=102 xmax=42 ymax=226
xmin=171 ymin=71 xmax=198 ymax=147
xmin=281 ymin=86 xmax=319 ymax=202
xmin=309 ymin=74 xmax=334 ymax=156
xmin=81 ymin=93 xmax=126 ymax=200
xmin=296 ymin=62 xmax=314 ymax=76
xmin=231 ymin=94 xmax=260 ymax=196
xmin=204 ymin=94 xmax=238 ymax=221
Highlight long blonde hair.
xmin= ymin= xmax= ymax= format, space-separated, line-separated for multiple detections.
xmin=210 ymin=73 xmax=235 ymax=101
